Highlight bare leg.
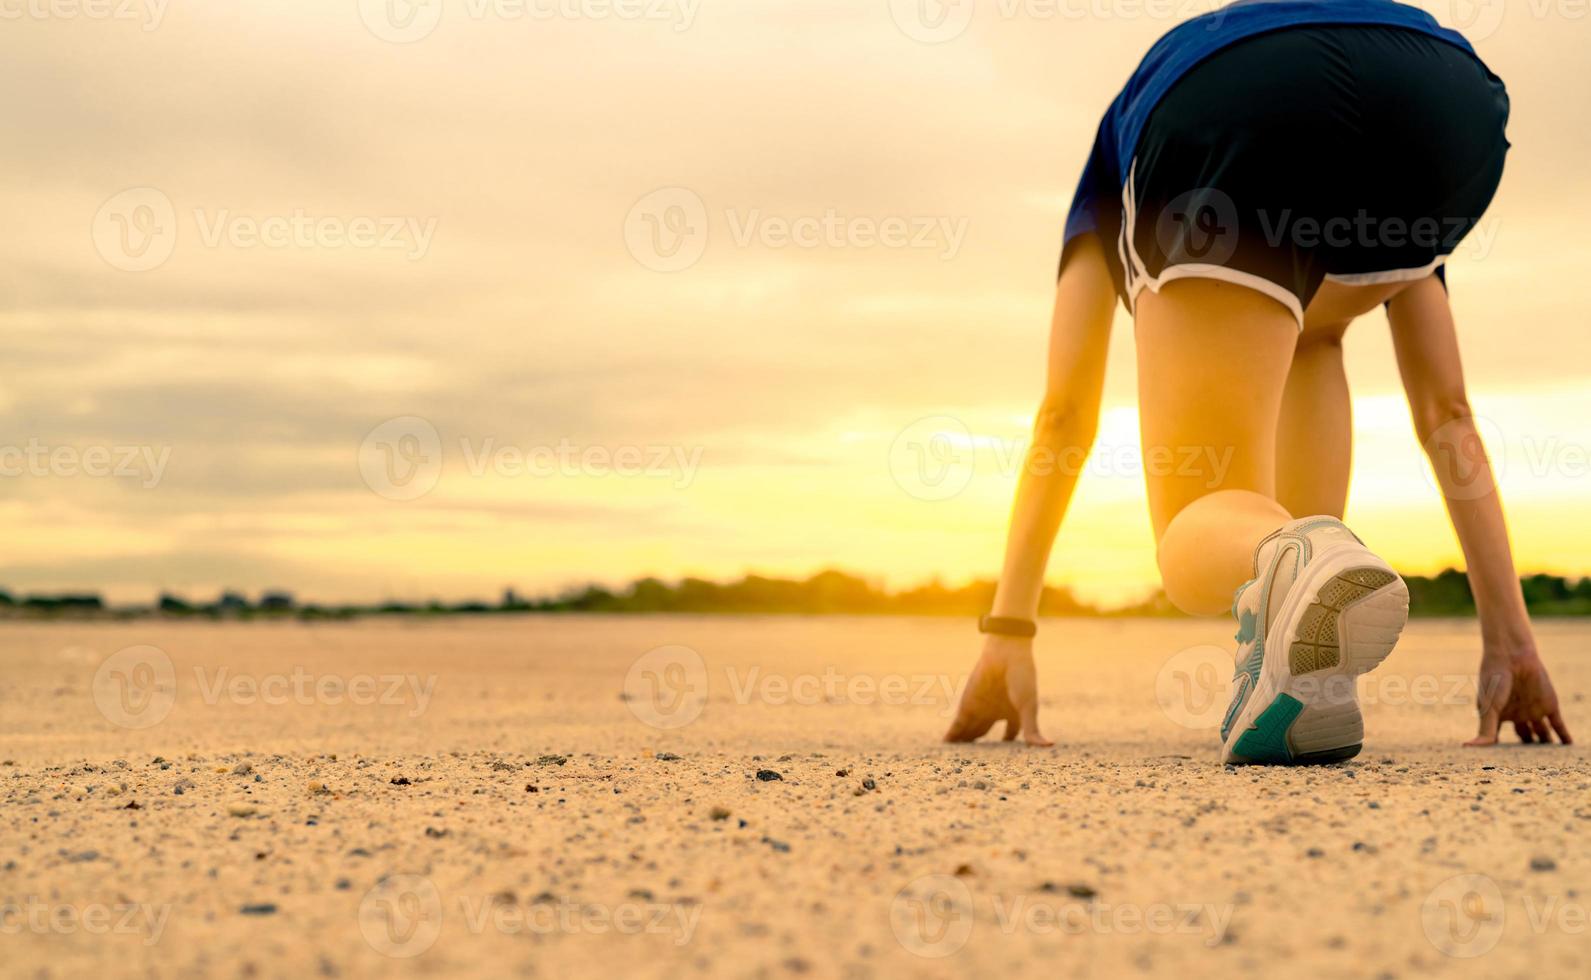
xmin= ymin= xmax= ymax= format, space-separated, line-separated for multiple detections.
xmin=1276 ymin=319 xmax=1353 ymax=518
xmin=1134 ymin=279 xmax=1299 ymax=614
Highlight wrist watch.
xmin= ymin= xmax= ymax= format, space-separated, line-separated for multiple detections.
xmin=978 ymin=615 xmax=1037 ymax=638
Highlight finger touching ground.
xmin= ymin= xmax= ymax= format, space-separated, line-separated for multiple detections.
xmin=1465 ymin=705 xmax=1503 ymax=746
xmin=1548 ymin=710 xmax=1573 ymax=745
xmin=1016 ymin=698 xmax=1051 ymax=748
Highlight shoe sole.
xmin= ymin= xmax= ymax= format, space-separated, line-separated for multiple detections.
xmin=1222 ymin=551 xmax=1409 ymax=765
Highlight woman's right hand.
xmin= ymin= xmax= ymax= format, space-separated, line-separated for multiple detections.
xmin=1466 ymin=647 xmax=1573 ymax=746
xmin=943 ymin=634 xmax=1053 ymax=746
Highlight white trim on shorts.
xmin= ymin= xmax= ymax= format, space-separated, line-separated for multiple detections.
xmin=1323 ymin=255 xmax=1449 ymax=286
xmin=1118 ymin=161 xmax=1306 ymax=329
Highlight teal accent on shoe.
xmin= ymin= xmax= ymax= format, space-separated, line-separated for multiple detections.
xmin=1221 ymin=622 xmax=1266 ymax=743
xmin=1230 ymin=693 xmax=1305 ymax=764
xmin=1233 ymin=608 xmax=1257 ymax=646
xmin=1219 ymin=673 xmax=1252 ymax=743
xmin=1230 ymin=578 xmax=1255 ymax=622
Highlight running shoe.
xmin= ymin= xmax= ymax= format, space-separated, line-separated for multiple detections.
xmin=1220 ymin=516 xmax=1409 ymax=764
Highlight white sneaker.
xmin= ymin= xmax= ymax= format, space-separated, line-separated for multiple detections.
xmin=1219 ymin=517 xmax=1409 ymax=764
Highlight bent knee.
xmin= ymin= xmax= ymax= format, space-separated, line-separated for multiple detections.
xmin=1295 ymin=319 xmax=1350 ymax=353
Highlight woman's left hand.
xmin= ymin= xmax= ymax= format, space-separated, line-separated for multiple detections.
xmin=1466 ymin=648 xmax=1573 ymax=746
xmin=944 ymin=635 xmax=1053 ymax=746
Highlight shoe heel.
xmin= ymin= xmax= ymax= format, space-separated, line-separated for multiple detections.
xmin=1280 ymin=567 xmax=1408 ymax=763
xmin=1288 ymin=567 xmax=1407 ymax=677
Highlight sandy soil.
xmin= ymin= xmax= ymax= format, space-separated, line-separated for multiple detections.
xmin=0 ymin=616 xmax=1585 ymax=979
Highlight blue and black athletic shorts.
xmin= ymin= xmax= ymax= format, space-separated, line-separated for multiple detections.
xmin=1065 ymin=23 xmax=1510 ymax=325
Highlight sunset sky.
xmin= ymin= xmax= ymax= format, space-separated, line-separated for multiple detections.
xmin=4 ymin=0 xmax=1591 ymax=607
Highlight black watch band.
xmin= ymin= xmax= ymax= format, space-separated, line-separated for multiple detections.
xmin=978 ymin=615 xmax=1036 ymax=638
